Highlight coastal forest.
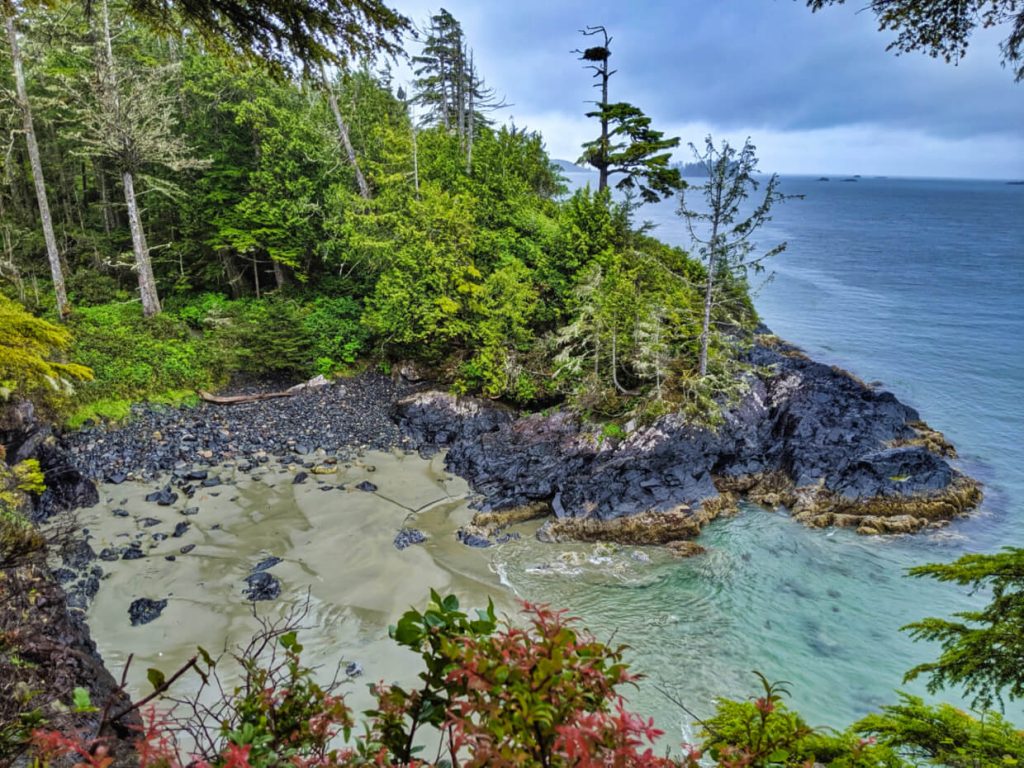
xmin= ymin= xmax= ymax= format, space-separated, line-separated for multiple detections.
xmin=2 ymin=0 xmax=1023 ymax=766
xmin=0 ymin=0 xmax=759 ymax=431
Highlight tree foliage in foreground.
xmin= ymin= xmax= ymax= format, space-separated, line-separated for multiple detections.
xmin=806 ymin=0 xmax=1024 ymax=81
xmin=17 ymin=550 xmax=1024 ymax=766
xmin=902 ymin=547 xmax=1024 ymax=711
xmin=121 ymin=0 xmax=410 ymax=75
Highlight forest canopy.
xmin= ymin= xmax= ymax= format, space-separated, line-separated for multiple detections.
xmin=0 ymin=6 xmax=761 ymax=427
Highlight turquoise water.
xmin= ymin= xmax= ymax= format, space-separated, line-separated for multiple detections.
xmin=498 ymin=174 xmax=1024 ymax=740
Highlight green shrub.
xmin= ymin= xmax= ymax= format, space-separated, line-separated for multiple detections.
xmin=302 ymin=296 xmax=367 ymax=375
xmin=68 ymin=303 xmax=222 ymax=404
xmin=214 ymin=298 xmax=313 ymax=376
xmin=174 ymin=292 xmax=234 ymax=329
xmin=854 ymin=694 xmax=1024 ymax=767
xmin=0 ymin=295 xmax=92 ymax=411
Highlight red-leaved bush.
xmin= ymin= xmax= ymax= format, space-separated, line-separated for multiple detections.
xmin=21 ymin=594 xmax=698 ymax=767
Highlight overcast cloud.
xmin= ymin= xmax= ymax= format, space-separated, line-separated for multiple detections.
xmin=391 ymin=1 xmax=1024 ymax=179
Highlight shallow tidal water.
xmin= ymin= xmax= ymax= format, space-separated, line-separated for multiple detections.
xmin=82 ymin=175 xmax=1024 ymax=747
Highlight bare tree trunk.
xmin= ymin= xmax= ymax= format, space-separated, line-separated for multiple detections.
xmin=598 ymin=63 xmax=609 ymax=193
xmin=5 ymin=11 xmax=69 ymax=317
xmin=93 ymin=158 xmax=115 ymax=234
xmin=321 ymin=64 xmax=370 ymax=199
xmin=411 ymin=122 xmax=420 ymax=198
xmin=102 ymin=0 xmax=160 ymax=317
xmin=122 ymin=170 xmax=161 ymax=317
xmin=609 ymin=313 xmax=635 ymax=395
xmin=698 ymin=209 xmax=722 ymax=378
xmin=466 ymin=49 xmax=474 ymax=175
xmin=272 ymin=257 xmax=285 ymax=290
xmin=455 ymin=46 xmax=465 ymax=142
xmin=222 ymin=251 xmax=244 ymax=298
xmin=439 ymin=51 xmax=451 ymax=130
xmin=252 ymin=253 xmax=261 ymax=299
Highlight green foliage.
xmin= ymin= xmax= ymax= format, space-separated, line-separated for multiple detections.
xmin=216 ymin=298 xmax=313 ymax=376
xmin=701 ymin=674 xmax=905 ymax=767
xmin=0 ymin=295 xmax=92 ymax=409
xmin=0 ymin=455 xmax=46 ymax=564
xmin=370 ymin=589 xmax=498 ymax=763
xmin=805 ymin=0 xmax=1024 ymax=82
xmin=303 ymin=296 xmax=367 ymax=374
xmin=855 ymin=693 xmax=1024 ymax=767
xmin=70 ymin=688 xmax=96 ymax=714
xmin=580 ymin=100 xmax=684 ymax=204
xmin=458 ymin=256 xmax=537 ymax=397
xmin=903 ymin=548 xmax=1024 ymax=711
xmin=700 ymin=674 xmax=814 ymax=766
xmin=362 ymin=183 xmax=481 ymax=361
xmin=600 ymin=422 xmax=626 ymax=441
xmin=68 ymin=303 xmax=222 ymax=404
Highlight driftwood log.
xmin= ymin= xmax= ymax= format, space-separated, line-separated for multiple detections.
xmin=198 ymin=390 xmax=295 ymax=405
xmin=198 ymin=375 xmax=330 ymax=405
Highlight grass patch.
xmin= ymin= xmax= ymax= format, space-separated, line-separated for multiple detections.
xmin=66 ymin=398 xmax=132 ymax=429
xmin=65 ymin=389 xmax=201 ymax=429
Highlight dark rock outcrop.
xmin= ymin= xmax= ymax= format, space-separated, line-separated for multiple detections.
xmin=0 ymin=555 xmax=140 ymax=765
xmin=396 ymin=335 xmax=981 ymax=543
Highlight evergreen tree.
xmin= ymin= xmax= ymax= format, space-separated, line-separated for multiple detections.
xmin=576 ymin=25 xmax=683 ymax=204
xmin=412 ymin=8 xmax=506 ymax=171
xmin=903 ymin=547 xmax=1024 ymax=710
xmin=676 ymin=136 xmax=789 ymax=376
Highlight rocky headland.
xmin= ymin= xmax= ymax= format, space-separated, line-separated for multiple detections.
xmin=396 ymin=335 xmax=982 ymax=545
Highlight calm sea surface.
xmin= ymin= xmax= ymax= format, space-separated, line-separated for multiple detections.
xmin=503 ymin=174 xmax=1024 ymax=738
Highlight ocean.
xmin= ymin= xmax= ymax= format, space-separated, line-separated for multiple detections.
xmin=498 ymin=173 xmax=1024 ymax=738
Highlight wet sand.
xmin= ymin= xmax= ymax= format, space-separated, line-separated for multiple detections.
xmin=78 ymin=449 xmax=518 ymax=716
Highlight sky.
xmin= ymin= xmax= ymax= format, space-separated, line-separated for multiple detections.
xmin=389 ymin=1 xmax=1024 ymax=179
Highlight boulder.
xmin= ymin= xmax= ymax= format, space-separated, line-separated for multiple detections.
xmin=129 ymin=598 xmax=168 ymax=626
xmin=393 ymin=528 xmax=427 ymax=550
xmin=243 ymin=571 xmax=281 ymax=601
